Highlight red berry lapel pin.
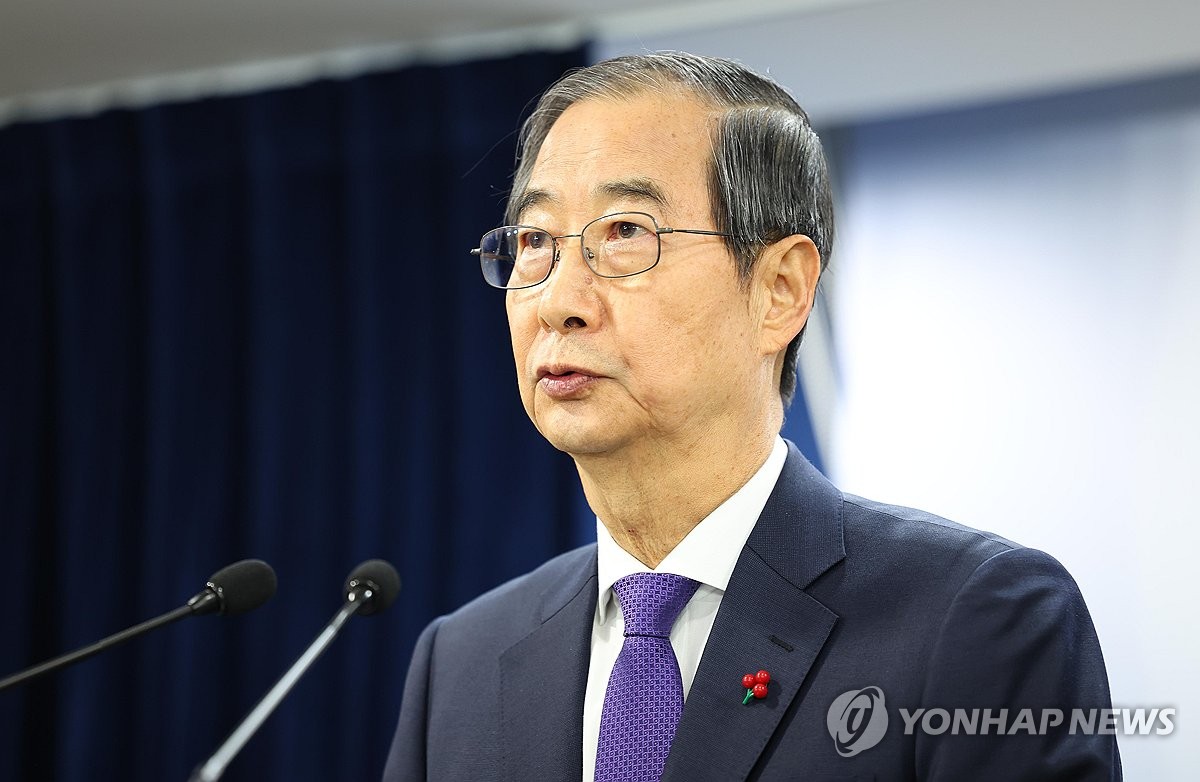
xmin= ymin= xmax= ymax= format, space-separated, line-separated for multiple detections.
xmin=741 ymin=669 xmax=771 ymax=704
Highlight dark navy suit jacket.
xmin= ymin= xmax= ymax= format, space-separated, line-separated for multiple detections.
xmin=384 ymin=442 xmax=1121 ymax=780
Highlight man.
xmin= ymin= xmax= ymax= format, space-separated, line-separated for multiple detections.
xmin=384 ymin=52 xmax=1120 ymax=780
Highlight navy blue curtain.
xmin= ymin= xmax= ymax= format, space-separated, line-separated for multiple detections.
xmin=782 ymin=383 xmax=825 ymax=475
xmin=0 ymin=46 xmax=590 ymax=782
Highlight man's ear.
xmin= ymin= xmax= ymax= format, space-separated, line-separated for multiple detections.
xmin=756 ymin=234 xmax=821 ymax=356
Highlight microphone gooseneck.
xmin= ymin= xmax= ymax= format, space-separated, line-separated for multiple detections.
xmin=189 ymin=559 xmax=401 ymax=782
xmin=0 ymin=559 xmax=277 ymax=694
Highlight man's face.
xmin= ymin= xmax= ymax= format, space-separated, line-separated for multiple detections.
xmin=505 ymin=91 xmax=770 ymax=461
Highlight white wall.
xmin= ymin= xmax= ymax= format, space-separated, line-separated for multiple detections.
xmin=594 ymin=0 xmax=1200 ymax=125
xmin=826 ymin=84 xmax=1200 ymax=777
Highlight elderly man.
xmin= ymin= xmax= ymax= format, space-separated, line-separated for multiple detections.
xmin=384 ymin=52 xmax=1120 ymax=781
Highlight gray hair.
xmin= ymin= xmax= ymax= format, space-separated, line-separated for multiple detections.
xmin=506 ymin=52 xmax=834 ymax=407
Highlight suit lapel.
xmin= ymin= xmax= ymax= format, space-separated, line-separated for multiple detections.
xmin=498 ymin=549 xmax=597 ymax=782
xmin=663 ymin=443 xmax=846 ymax=781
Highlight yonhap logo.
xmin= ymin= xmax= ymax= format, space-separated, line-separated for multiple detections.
xmin=827 ymin=686 xmax=889 ymax=757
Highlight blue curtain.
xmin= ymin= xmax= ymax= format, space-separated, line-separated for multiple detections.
xmin=782 ymin=381 xmax=825 ymax=475
xmin=0 ymin=46 xmax=590 ymax=782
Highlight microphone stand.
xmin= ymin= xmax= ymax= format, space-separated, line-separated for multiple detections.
xmin=187 ymin=594 xmax=369 ymax=781
xmin=0 ymin=593 xmax=220 ymax=693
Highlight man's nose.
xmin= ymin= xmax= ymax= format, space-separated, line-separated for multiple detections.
xmin=537 ymin=236 xmax=597 ymax=333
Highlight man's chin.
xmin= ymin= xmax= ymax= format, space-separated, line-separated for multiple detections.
xmin=534 ymin=416 xmax=625 ymax=458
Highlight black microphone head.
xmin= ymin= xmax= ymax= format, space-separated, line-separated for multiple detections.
xmin=206 ymin=559 xmax=277 ymax=615
xmin=344 ymin=559 xmax=400 ymax=616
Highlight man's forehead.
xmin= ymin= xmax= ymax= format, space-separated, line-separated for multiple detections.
xmin=513 ymin=177 xmax=672 ymax=220
xmin=512 ymin=91 xmax=717 ymax=223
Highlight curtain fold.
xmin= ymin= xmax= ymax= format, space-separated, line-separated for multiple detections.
xmin=0 ymin=45 xmax=589 ymax=782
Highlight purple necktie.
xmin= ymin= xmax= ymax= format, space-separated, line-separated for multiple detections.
xmin=595 ymin=572 xmax=700 ymax=782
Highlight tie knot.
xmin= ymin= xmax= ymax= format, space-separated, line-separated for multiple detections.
xmin=612 ymin=572 xmax=699 ymax=638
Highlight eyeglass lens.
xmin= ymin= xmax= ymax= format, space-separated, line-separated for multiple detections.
xmin=478 ymin=212 xmax=661 ymax=289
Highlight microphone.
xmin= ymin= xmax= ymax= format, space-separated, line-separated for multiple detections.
xmin=0 ymin=559 xmax=276 ymax=693
xmin=189 ymin=559 xmax=400 ymax=782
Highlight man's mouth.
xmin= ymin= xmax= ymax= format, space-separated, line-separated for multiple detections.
xmin=537 ymin=366 xmax=598 ymax=398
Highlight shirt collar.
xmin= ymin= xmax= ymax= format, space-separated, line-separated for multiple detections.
xmin=595 ymin=436 xmax=789 ymax=624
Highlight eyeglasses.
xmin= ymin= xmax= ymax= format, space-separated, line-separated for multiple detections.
xmin=470 ymin=211 xmax=731 ymax=290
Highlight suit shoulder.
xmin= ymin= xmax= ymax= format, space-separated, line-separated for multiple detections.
xmin=841 ymin=493 xmax=1024 ymax=567
xmin=436 ymin=544 xmax=596 ymax=639
xmin=830 ymin=493 xmax=1088 ymax=606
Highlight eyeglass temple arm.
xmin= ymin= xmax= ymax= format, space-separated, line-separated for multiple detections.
xmin=657 ymin=227 xmax=732 ymax=237
xmin=471 ymin=248 xmax=516 ymax=262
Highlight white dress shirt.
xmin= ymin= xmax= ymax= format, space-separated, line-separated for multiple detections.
xmin=582 ymin=436 xmax=788 ymax=780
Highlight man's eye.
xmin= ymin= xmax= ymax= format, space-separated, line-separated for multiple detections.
xmin=523 ymin=231 xmax=550 ymax=250
xmin=614 ymin=221 xmax=646 ymax=240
